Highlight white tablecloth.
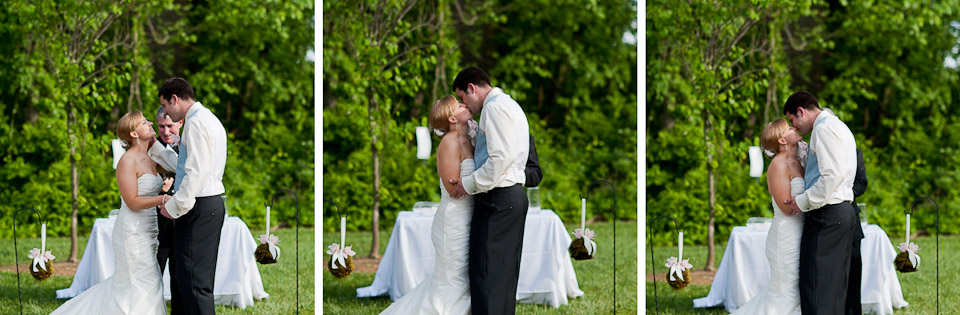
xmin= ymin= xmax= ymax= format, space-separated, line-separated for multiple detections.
xmin=56 ymin=216 xmax=269 ymax=309
xmin=356 ymin=209 xmax=584 ymax=308
xmin=693 ymin=224 xmax=908 ymax=314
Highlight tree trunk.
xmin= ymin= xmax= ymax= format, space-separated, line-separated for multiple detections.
xmin=704 ymin=110 xmax=716 ymax=271
xmin=368 ymin=90 xmax=381 ymax=259
xmin=68 ymin=104 xmax=80 ymax=262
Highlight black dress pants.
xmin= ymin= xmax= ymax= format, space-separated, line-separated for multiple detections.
xmin=799 ymin=202 xmax=857 ymax=315
xmin=469 ymin=184 xmax=528 ymax=315
xmin=846 ymin=207 xmax=865 ymax=315
xmin=169 ymin=195 xmax=225 ymax=315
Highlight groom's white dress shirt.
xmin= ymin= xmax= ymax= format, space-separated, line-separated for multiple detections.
xmin=461 ymin=87 xmax=530 ymax=194
xmin=149 ymin=102 xmax=227 ymax=218
xmin=795 ymin=110 xmax=857 ymax=212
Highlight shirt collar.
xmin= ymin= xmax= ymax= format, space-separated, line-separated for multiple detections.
xmin=483 ymin=87 xmax=504 ymax=107
xmin=813 ymin=108 xmax=832 ymax=126
xmin=185 ymin=101 xmax=203 ymax=121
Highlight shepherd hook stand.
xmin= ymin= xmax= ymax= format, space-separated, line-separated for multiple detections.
xmin=648 ymin=215 xmax=681 ymax=315
xmin=268 ymin=189 xmax=300 ymax=314
xmin=908 ymin=196 xmax=939 ymax=314
xmin=582 ymin=179 xmax=616 ymax=313
xmin=12 ymin=207 xmax=45 ymax=315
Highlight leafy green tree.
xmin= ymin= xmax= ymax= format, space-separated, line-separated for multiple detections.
xmin=323 ymin=0 xmax=637 ymax=244
xmin=6 ymin=1 xmax=165 ymax=261
xmin=324 ymin=0 xmax=458 ymax=257
xmin=156 ymin=0 xmax=315 ymax=231
xmin=647 ymin=0 xmax=960 ymax=258
xmin=1 ymin=1 xmax=315 ymax=251
xmin=454 ymin=0 xmax=638 ymax=222
xmin=648 ymin=0 xmax=817 ymax=269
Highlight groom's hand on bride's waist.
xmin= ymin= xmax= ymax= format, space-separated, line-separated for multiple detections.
xmin=448 ymin=178 xmax=468 ymax=199
xmin=783 ymin=198 xmax=802 ymax=215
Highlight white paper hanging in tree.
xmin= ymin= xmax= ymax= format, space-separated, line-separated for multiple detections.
xmin=415 ymin=126 xmax=431 ymax=160
xmin=112 ymin=139 xmax=126 ymax=169
xmin=749 ymin=146 xmax=763 ymax=178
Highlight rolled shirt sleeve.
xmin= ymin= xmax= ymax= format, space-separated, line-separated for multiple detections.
xmin=148 ymin=141 xmax=178 ymax=173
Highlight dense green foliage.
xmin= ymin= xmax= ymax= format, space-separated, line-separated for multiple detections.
xmin=323 ymin=0 xmax=638 ymax=232
xmin=0 ymin=1 xmax=314 ymax=239
xmin=648 ymin=0 xmax=960 ymax=246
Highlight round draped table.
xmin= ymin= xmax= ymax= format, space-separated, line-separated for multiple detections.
xmin=356 ymin=209 xmax=584 ymax=308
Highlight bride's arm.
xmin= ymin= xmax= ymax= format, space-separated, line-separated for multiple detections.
xmin=116 ymin=156 xmax=165 ymax=211
xmin=766 ymin=159 xmax=794 ymax=215
xmin=437 ymin=137 xmax=462 ymax=195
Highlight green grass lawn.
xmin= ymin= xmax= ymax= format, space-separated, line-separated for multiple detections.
xmin=644 ymin=233 xmax=960 ymax=314
xmin=1 ymin=227 xmax=314 ymax=314
xmin=322 ymin=219 xmax=639 ymax=314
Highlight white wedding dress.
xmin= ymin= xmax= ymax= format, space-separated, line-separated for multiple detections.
xmin=380 ymin=159 xmax=475 ymax=315
xmin=52 ymin=174 xmax=166 ymax=315
xmin=732 ymin=177 xmax=805 ymax=315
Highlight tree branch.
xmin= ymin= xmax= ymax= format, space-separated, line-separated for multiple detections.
xmin=452 ymin=0 xmax=478 ymax=26
xmin=80 ymin=62 xmax=128 ymax=88
xmin=381 ymin=44 xmax=432 ymax=73
xmin=145 ymin=17 xmax=171 ymax=45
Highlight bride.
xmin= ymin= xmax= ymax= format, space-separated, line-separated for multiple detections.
xmin=380 ymin=95 xmax=475 ymax=314
xmin=733 ymin=118 xmax=805 ymax=315
xmin=52 ymin=111 xmax=168 ymax=314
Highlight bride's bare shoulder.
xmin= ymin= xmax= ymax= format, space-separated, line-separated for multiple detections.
xmin=436 ymin=135 xmax=461 ymax=159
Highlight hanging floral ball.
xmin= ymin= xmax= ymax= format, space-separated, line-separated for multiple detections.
xmin=29 ymin=261 xmax=54 ymax=281
xmin=255 ymin=244 xmax=278 ymax=264
xmin=328 ymin=256 xmax=355 ymax=278
xmin=894 ymin=252 xmax=917 ymax=273
xmin=568 ymin=238 xmax=594 ymax=260
xmin=667 ymin=269 xmax=690 ymax=290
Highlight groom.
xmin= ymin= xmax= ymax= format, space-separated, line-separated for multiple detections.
xmin=448 ymin=66 xmax=530 ymax=315
xmin=154 ymin=77 xmax=228 ymax=315
xmin=782 ymin=91 xmax=861 ymax=314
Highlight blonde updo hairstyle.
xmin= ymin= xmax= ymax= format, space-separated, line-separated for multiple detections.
xmin=428 ymin=95 xmax=459 ymax=137
xmin=117 ymin=111 xmax=145 ymax=150
xmin=760 ymin=118 xmax=790 ymax=158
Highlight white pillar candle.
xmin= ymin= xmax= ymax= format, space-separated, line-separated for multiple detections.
xmin=265 ymin=206 xmax=271 ymax=237
xmin=905 ymin=214 xmax=911 ymax=244
xmin=678 ymin=231 xmax=684 ymax=261
xmin=580 ymin=198 xmax=587 ymax=232
xmin=41 ymin=223 xmax=47 ymax=253
xmin=341 ymin=217 xmax=347 ymax=247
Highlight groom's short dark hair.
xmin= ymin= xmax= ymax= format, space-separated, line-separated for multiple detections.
xmin=158 ymin=77 xmax=196 ymax=102
xmin=783 ymin=91 xmax=820 ymax=115
xmin=452 ymin=67 xmax=491 ymax=92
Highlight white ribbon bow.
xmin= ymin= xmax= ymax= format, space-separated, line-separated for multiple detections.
xmin=258 ymin=234 xmax=281 ymax=260
xmin=573 ymin=228 xmax=597 ymax=255
xmin=665 ymin=256 xmax=693 ymax=281
xmin=28 ymin=248 xmax=55 ymax=272
xmin=326 ymin=243 xmax=356 ymax=269
xmin=898 ymin=242 xmax=921 ymax=269
xmin=796 ymin=140 xmax=809 ymax=168
xmin=466 ymin=119 xmax=479 ymax=146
